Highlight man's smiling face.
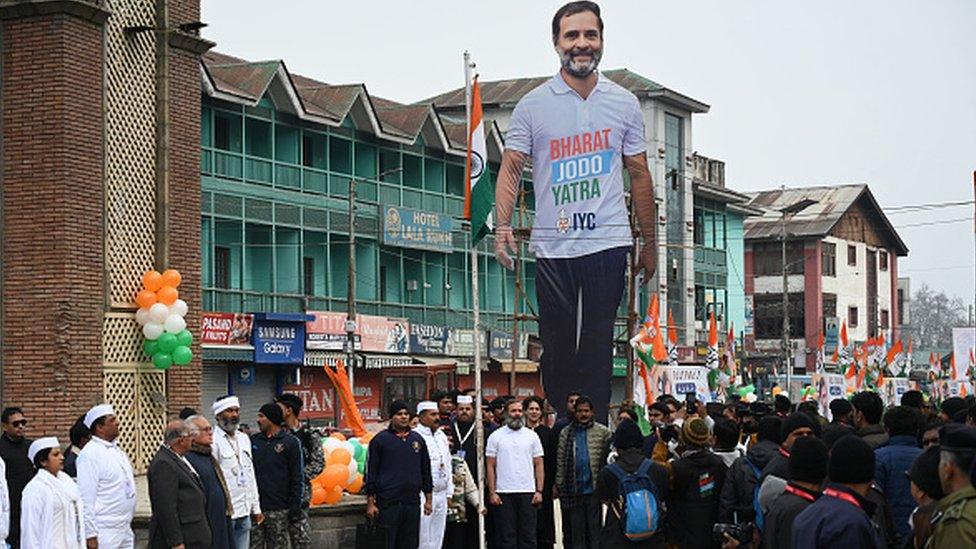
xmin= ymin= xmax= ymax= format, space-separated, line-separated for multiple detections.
xmin=555 ymin=10 xmax=603 ymax=78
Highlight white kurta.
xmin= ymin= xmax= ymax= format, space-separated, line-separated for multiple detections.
xmin=20 ymin=470 xmax=86 ymax=549
xmin=414 ymin=424 xmax=453 ymax=549
xmin=0 ymin=455 xmax=9 ymax=544
xmin=76 ymin=436 xmax=136 ymax=548
xmin=213 ymin=428 xmax=261 ymax=519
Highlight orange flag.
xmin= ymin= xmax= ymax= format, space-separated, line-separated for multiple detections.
xmin=951 ymin=353 xmax=957 ymax=381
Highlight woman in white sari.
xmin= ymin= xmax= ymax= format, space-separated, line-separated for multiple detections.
xmin=20 ymin=437 xmax=85 ymax=549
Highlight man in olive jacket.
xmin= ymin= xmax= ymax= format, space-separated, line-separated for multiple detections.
xmin=555 ymin=396 xmax=612 ymax=548
xmin=148 ymin=419 xmax=212 ymax=549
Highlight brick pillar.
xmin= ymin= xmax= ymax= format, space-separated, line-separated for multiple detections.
xmin=803 ymin=241 xmax=823 ymax=373
xmin=0 ymin=2 xmax=111 ymax=436
xmin=165 ymin=0 xmax=212 ymax=414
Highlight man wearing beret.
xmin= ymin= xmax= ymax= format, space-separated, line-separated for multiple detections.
xmin=364 ymin=400 xmax=434 ymax=549
xmin=928 ymin=424 xmax=976 ymax=547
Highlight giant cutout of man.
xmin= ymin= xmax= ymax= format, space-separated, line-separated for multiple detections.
xmin=494 ymin=1 xmax=656 ymax=421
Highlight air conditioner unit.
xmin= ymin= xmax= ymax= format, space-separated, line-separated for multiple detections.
xmin=406 ymin=280 xmax=419 ymax=291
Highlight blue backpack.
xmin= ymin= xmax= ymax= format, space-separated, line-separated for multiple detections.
xmin=744 ymin=457 xmax=765 ymax=531
xmin=606 ymin=459 xmax=661 ymax=541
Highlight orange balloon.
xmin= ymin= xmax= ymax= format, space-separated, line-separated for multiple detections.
xmin=142 ymin=270 xmax=163 ymax=292
xmin=330 ymin=432 xmax=346 ymax=441
xmin=327 ymin=448 xmax=352 ymax=466
xmin=322 ymin=464 xmax=347 ymax=488
xmin=347 ymin=473 xmax=364 ymax=494
xmin=157 ymin=286 xmax=179 ymax=305
xmin=323 ymin=485 xmax=343 ymax=504
xmin=311 ymin=486 xmax=327 ymax=506
xmin=161 ymin=269 xmax=182 ymax=288
xmin=136 ymin=290 xmax=158 ymax=309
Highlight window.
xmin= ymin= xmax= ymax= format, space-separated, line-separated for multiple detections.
xmin=848 ymin=306 xmax=859 ymax=327
xmin=382 ymin=374 xmax=427 ymax=419
xmin=752 ymin=241 xmax=804 ymax=276
xmin=753 ymin=293 xmax=806 ymax=339
xmin=822 ymin=242 xmax=836 ymax=277
xmin=879 ymin=251 xmax=888 ymax=271
xmin=822 ymin=293 xmax=837 ymax=318
xmin=880 ymin=309 xmax=889 ymax=329
xmin=214 ymin=247 xmax=231 ymax=289
xmin=897 ymin=288 xmax=905 ymax=324
xmin=847 ymin=245 xmax=857 ymax=266
xmin=213 ymin=112 xmax=242 ymax=152
xmin=303 ymin=257 xmax=314 ymax=296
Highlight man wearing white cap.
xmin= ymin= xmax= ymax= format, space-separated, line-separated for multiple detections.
xmin=21 ymin=437 xmax=85 ymax=548
xmin=414 ymin=401 xmax=453 ymax=549
xmin=211 ymin=395 xmax=262 ymax=549
xmin=76 ymin=404 xmax=136 ymax=548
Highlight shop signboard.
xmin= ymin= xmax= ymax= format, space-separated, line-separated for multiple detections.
xmin=281 ymin=367 xmax=337 ymax=421
xmin=489 ymin=331 xmax=528 ymax=360
xmin=201 ymin=312 xmax=254 ymax=347
xmin=824 ymin=317 xmax=840 ymax=357
xmin=409 ymin=323 xmax=450 ymax=355
xmin=252 ymin=313 xmax=310 ymax=365
xmin=306 ymin=311 xmax=410 ymax=353
xmin=380 ymin=205 xmax=454 ymax=253
xmin=445 ymin=329 xmax=487 ymax=358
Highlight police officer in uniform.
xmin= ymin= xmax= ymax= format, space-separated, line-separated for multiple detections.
xmin=927 ymin=424 xmax=976 ymax=547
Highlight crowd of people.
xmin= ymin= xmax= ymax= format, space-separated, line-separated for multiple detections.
xmin=364 ymin=388 xmax=976 ymax=549
xmin=0 ymin=393 xmax=324 ymax=549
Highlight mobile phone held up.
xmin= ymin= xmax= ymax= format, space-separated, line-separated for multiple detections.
xmin=685 ymin=392 xmax=697 ymax=416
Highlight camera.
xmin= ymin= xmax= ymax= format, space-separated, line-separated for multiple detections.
xmin=713 ymin=522 xmax=754 ymax=544
xmin=659 ymin=424 xmax=679 ymax=443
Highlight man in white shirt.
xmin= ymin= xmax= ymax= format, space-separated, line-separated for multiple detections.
xmin=76 ymin=404 xmax=136 ymax=549
xmin=414 ymin=401 xmax=453 ymax=549
xmin=211 ymin=395 xmax=263 ymax=549
xmin=486 ymin=399 xmax=545 ymax=549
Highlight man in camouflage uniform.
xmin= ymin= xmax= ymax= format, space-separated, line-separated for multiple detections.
xmin=276 ymin=393 xmax=325 ymax=549
xmin=928 ymin=424 xmax=976 ymax=547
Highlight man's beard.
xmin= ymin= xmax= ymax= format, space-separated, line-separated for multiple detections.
xmin=217 ymin=416 xmax=239 ymax=433
xmin=560 ymin=47 xmax=602 ymax=78
xmin=506 ymin=417 xmax=524 ymax=430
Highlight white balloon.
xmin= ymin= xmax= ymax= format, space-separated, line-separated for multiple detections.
xmin=346 ymin=459 xmax=358 ymax=485
xmin=171 ymin=299 xmax=189 ymax=318
xmin=164 ymin=314 xmax=187 ymax=334
xmin=143 ymin=322 xmax=164 ymax=340
xmin=323 ymin=437 xmax=343 ymax=455
xmin=149 ymin=302 xmax=170 ymax=324
xmin=135 ymin=307 xmax=151 ymax=326
xmin=342 ymin=440 xmax=355 ymax=457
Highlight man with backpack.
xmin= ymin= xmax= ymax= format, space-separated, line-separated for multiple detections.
xmin=597 ymin=419 xmax=669 ymax=548
xmin=718 ymin=416 xmax=783 ymax=524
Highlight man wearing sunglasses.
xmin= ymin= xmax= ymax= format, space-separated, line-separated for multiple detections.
xmin=0 ymin=407 xmax=32 ymax=548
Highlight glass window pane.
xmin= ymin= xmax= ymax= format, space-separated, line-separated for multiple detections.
xmin=245 ymin=118 xmax=272 ymax=158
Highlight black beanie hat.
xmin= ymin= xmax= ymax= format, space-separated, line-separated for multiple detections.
xmin=781 ymin=412 xmax=822 ymax=441
xmin=909 ymin=445 xmax=945 ymax=500
xmin=259 ymin=402 xmax=284 ymax=426
xmin=388 ymin=399 xmax=410 ymax=418
xmin=613 ymin=418 xmax=644 ymax=450
xmin=789 ymin=436 xmax=828 ymax=484
xmin=829 ymin=435 xmax=875 ymax=484
xmin=275 ymin=393 xmax=303 ymax=414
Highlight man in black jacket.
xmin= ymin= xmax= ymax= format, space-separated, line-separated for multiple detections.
xmin=276 ymin=393 xmax=324 ymax=549
xmin=147 ymin=419 xmax=212 ymax=549
xmin=186 ymin=415 xmax=233 ymax=549
xmin=0 ymin=406 xmax=32 ymax=548
xmin=718 ymin=416 xmax=783 ymax=524
xmin=760 ymin=436 xmax=827 ymax=548
xmin=665 ymin=417 xmax=727 ymax=549
xmin=251 ymin=403 xmax=303 ymax=549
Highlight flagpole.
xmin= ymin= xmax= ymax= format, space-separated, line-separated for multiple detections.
xmin=465 ymin=50 xmax=487 ymax=549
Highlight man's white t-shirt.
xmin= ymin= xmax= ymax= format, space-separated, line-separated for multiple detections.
xmin=505 ymin=70 xmax=647 ymax=259
xmin=486 ymin=425 xmax=544 ymax=493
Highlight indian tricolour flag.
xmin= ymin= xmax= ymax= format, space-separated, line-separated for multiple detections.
xmin=465 ymin=77 xmax=492 ymax=244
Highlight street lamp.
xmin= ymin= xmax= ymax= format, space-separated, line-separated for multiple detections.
xmin=779 ymin=195 xmax=817 ymax=396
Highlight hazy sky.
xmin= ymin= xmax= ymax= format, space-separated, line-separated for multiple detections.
xmin=201 ymin=0 xmax=976 ymax=308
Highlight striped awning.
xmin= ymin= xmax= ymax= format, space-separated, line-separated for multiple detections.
xmin=203 ymin=346 xmax=254 ymax=362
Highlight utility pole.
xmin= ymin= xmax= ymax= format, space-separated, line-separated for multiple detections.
xmin=346 ymin=178 xmax=357 ymax=393
xmin=779 ymin=194 xmax=818 ymax=397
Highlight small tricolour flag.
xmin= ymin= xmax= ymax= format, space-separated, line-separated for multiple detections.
xmin=465 ymin=76 xmax=492 ymax=244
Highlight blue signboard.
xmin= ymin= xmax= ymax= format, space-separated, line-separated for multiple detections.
xmin=252 ymin=313 xmax=313 ymax=365
xmin=380 ymin=206 xmax=454 ymax=253
xmin=410 ymin=324 xmax=450 ymax=355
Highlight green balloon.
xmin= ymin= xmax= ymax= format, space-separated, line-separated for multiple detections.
xmin=176 ymin=329 xmax=193 ymax=347
xmin=143 ymin=339 xmax=158 ymax=357
xmin=172 ymin=346 xmax=193 ymax=366
xmin=153 ymin=352 xmax=173 ymax=370
xmin=157 ymin=332 xmax=178 ymax=353
xmin=357 ymin=459 xmax=365 ymax=475
xmin=353 ymin=443 xmax=366 ymax=462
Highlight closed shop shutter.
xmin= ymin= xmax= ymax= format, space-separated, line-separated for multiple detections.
xmin=231 ymin=364 xmax=278 ymax=432
xmin=201 ymin=362 xmax=230 ymax=414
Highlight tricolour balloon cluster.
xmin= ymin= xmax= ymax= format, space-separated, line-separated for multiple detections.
xmin=135 ymin=269 xmax=193 ymax=370
xmin=312 ymin=432 xmax=372 ymax=505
